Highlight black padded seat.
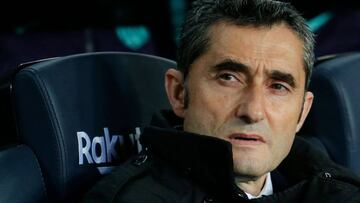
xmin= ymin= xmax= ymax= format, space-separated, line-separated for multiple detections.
xmin=300 ymin=53 xmax=360 ymax=176
xmin=12 ymin=52 xmax=175 ymax=202
xmin=0 ymin=145 xmax=48 ymax=203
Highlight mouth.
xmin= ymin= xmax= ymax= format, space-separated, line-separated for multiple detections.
xmin=228 ymin=133 xmax=265 ymax=146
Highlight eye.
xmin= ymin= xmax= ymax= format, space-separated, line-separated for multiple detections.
xmin=271 ymin=83 xmax=286 ymax=90
xmin=218 ymin=73 xmax=238 ymax=81
xmin=269 ymin=83 xmax=290 ymax=95
xmin=216 ymin=71 xmax=245 ymax=87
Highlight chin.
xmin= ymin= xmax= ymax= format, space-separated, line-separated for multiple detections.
xmin=233 ymin=159 xmax=270 ymax=178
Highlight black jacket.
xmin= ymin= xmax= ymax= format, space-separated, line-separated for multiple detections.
xmin=83 ymin=111 xmax=360 ymax=203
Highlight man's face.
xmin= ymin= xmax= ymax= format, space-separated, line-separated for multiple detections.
xmin=166 ymin=22 xmax=313 ymax=179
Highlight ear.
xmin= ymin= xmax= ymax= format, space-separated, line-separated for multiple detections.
xmin=165 ymin=68 xmax=186 ymax=118
xmin=296 ymin=91 xmax=314 ymax=132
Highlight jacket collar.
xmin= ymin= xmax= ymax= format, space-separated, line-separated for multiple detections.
xmin=141 ymin=126 xmax=238 ymax=197
xmin=141 ymin=110 xmax=241 ymax=200
xmin=140 ymin=110 xmax=347 ymax=198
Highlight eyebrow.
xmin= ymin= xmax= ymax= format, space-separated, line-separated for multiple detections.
xmin=269 ymin=70 xmax=297 ymax=88
xmin=212 ymin=59 xmax=251 ymax=77
xmin=212 ymin=59 xmax=297 ymax=88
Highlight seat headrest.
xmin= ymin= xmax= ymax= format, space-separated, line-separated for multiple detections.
xmin=12 ymin=52 xmax=175 ymax=202
xmin=300 ymin=53 xmax=360 ymax=176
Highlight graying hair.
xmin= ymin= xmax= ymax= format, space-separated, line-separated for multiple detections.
xmin=177 ymin=0 xmax=315 ymax=89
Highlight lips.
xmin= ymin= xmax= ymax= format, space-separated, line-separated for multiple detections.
xmin=228 ymin=133 xmax=265 ymax=145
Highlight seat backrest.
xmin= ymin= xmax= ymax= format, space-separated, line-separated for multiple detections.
xmin=300 ymin=52 xmax=360 ymax=176
xmin=0 ymin=80 xmax=17 ymax=146
xmin=12 ymin=52 xmax=175 ymax=202
xmin=0 ymin=58 xmax=58 ymax=147
xmin=0 ymin=144 xmax=48 ymax=203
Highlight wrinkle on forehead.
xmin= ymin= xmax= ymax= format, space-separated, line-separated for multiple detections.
xmin=208 ymin=22 xmax=303 ymax=64
xmin=202 ymin=21 xmax=306 ymax=89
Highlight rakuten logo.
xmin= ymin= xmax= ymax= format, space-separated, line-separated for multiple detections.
xmin=77 ymin=127 xmax=142 ymax=174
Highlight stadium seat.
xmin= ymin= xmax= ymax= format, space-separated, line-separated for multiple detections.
xmin=300 ymin=52 xmax=360 ymax=176
xmin=9 ymin=50 xmax=360 ymax=202
xmin=0 ymin=145 xmax=48 ymax=203
xmin=11 ymin=52 xmax=174 ymax=202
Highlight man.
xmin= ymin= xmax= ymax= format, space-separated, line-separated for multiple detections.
xmin=83 ymin=0 xmax=360 ymax=202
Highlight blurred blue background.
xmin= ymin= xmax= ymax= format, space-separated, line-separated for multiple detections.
xmin=0 ymin=0 xmax=359 ymax=79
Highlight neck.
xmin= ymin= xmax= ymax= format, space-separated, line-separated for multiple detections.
xmin=234 ymin=173 xmax=268 ymax=196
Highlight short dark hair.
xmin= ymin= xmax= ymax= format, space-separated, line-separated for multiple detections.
xmin=177 ymin=0 xmax=315 ymax=89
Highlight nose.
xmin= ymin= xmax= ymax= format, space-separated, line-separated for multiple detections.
xmin=236 ymin=86 xmax=265 ymax=124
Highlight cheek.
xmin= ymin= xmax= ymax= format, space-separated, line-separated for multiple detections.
xmin=266 ymin=98 xmax=301 ymax=157
xmin=183 ymin=83 xmax=232 ymax=135
xmin=183 ymin=102 xmax=217 ymax=136
xmin=266 ymin=96 xmax=303 ymax=132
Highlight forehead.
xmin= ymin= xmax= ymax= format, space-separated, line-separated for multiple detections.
xmin=199 ymin=22 xmax=305 ymax=81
